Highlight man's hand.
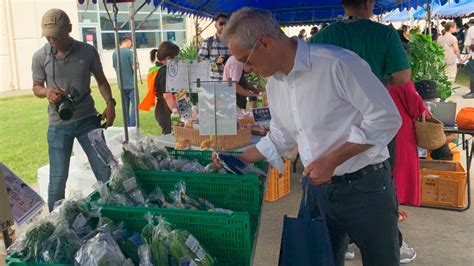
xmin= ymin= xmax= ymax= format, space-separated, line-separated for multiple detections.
xmin=302 ymin=155 xmax=337 ymax=185
xmin=46 ymin=88 xmax=65 ymax=104
xmin=101 ymin=103 xmax=116 ymax=128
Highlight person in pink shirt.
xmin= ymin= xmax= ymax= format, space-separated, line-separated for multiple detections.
xmin=223 ymin=55 xmax=260 ymax=109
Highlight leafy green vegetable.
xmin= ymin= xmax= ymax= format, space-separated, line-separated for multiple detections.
xmin=169 ymin=229 xmax=215 ymax=266
xmin=40 ymin=223 xmax=82 ymax=264
xmin=17 ymin=220 xmax=55 ymax=261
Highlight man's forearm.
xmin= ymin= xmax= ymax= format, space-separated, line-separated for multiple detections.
xmin=326 ymin=142 xmax=373 ymax=168
xmin=33 ymin=85 xmax=47 ymax=98
xmin=238 ymin=146 xmax=266 ymax=164
xmin=98 ymin=81 xmax=113 ymax=102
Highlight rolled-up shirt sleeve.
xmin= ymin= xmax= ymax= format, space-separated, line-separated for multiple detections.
xmin=256 ymin=108 xmax=295 ymax=172
xmin=334 ymin=55 xmax=401 ymax=147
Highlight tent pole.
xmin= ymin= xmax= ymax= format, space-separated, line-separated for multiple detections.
xmin=130 ymin=2 xmax=140 ymax=140
xmin=426 ymin=0 xmax=432 ymax=36
xmin=107 ymin=0 xmax=129 ymax=142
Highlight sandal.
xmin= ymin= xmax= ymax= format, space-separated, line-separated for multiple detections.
xmin=399 ymin=211 xmax=408 ymax=222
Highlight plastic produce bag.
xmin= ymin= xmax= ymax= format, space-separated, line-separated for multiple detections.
xmin=40 ymin=223 xmax=82 ymax=264
xmin=138 ymin=244 xmax=154 ymax=266
xmin=141 ymin=212 xmax=155 ymax=245
xmin=151 ymin=216 xmax=173 ymax=266
xmin=108 ymin=165 xmax=146 ymax=206
xmin=146 ymin=185 xmax=172 ymax=208
xmin=169 ymin=229 xmax=215 ymax=266
xmin=74 ymin=225 xmax=134 ymax=266
xmin=54 ymin=195 xmax=96 ymax=238
xmin=7 ymin=219 xmax=55 ymax=261
xmin=113 ymin=222 xmax=143 ymax=264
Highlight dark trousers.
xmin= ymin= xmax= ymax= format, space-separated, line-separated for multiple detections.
xmin=468 ymin=60 xmax=474 ymax=93
xmin=303 ymin=166 xmax=400 ymax=266
xmin=154 ymin=98 xmax=172 ymax=135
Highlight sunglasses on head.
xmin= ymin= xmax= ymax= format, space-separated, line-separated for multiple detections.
xmin=218 ymin=21 xmax=226 ymax=26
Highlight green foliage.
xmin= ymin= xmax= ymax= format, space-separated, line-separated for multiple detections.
xmin=178 ymin=44 xmax=199 ymax=60
xmin=408 ymin=32 xmax=452 ymax=100
xmin=246 ymin=73 xmax=266 ymax=90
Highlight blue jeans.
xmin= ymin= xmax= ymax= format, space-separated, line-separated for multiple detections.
xmin=123 ymin=89 xmax=136 ymax=127
xmin=47 ymin=115 xmax=111 ymax=211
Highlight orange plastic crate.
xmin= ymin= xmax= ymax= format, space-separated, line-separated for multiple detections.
xmin=264 ymin=160 xmax=291 ymax=201
xmin=420 ymin=160 xmax=467 ymax=208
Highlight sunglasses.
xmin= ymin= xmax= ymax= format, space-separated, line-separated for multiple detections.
xmin=218 ymin=21 xmax=226 ymax=26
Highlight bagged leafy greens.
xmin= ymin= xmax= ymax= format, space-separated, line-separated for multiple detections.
xmin=169 ymin=229 xmax=215 ymax=266
xmin=40 ymin=223 xmax=82 ymax=264
xmin=7 ymin=219 xmax=55 ymax=261
xmin=74 ymin=225 xmax=134 ymax=266
xmin=108 ymin=165 xmax=146 ymax=206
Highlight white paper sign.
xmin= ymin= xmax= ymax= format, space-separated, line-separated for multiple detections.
xmin=166 ymin=59 xmax=210 ymax=93
xmin=189 ymin=60 xmax=210 ymax=92
xmin=166 ymin=59 xmax=189 ymax=93
xmin=1 ymin=163 xmax=45 ymax=225
xmin=198 ymin=82 xmax=237 ymax=135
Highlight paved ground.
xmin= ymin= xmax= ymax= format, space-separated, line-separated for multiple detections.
xmin=1 ymin=85 xmax=472 ymax=265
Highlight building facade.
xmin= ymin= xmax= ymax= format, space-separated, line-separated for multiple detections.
xmin=0 ymin=0 xmax=192 ymax=93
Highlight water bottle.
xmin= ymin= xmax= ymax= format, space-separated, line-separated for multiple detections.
xmin=171 ymin=108 xmax=180 ymax=126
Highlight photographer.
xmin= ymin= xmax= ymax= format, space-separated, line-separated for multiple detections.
xmin=198 ymin=13 xmax=232 ymax=81
xmin=32 ymin=9 xmax=116 ymax=211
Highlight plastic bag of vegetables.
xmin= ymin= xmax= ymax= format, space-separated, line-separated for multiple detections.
xmin=169 ymin=229 xmax=215 ymax=266
xmin=7 ymin=219 xmax=55 ymax=261
xmin=151 ymin=216 xmax=173 ymax=266
xmin=40 ymin=223 xmax=82 ymax=264
xmin=138 ymin=244 xmax=154 ymax=266
xmin=108 ymin=165 xmax=146 ymax=206
xmin=146 ymin=185 xmax=172 ymax=208
xmin=53 ymin=195 xmax=96 ymax=238
xmin=74 ymin=225 xmax=134 ymax=266
xmin=113 ymin=222 xmax=143 ymax=265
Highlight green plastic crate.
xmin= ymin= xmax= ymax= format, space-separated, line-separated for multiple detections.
xmin=165 ymin=149 xmax=266 ymax=172
xmin=90 ymin=170 xmax=264 ymax=242
xmin=5 ymin=254 xmax=70 ymax=266
xmin=100 ymin=206 xmax=252 ymax=265
xmin=6 ymin=207 xmax=252 ymax=266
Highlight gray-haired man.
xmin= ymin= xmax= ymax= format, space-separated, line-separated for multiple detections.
xmin=223 ymin=8 xmax=402 ymax=265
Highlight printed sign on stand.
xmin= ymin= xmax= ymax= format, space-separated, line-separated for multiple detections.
xmin=252 ymin=107 xmax=272 ymax=123
xmin=166 ymin=59 xmax=210 ymax=93
xmin=1 ymin=163 xmax=44 ymax=225
xmin=198 ymin=82 xmax=237 ymax=136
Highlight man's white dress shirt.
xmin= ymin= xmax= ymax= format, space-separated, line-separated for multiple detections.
xmin=256 ymin=39 xmax=401 ymax=174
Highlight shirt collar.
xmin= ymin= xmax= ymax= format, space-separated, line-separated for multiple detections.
xmin=273 ymin=38 xmax=311 ymax=81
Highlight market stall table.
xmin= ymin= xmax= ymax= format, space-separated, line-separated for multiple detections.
xmin=154 ymin=134 xmax=262 ymax=151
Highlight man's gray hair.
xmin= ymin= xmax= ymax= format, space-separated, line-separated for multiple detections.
xmin=222 ymin=7 xmax=286 ymax=49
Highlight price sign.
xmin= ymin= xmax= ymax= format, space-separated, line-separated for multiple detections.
xmin=252 ymin=107 xmax=271 ymax=123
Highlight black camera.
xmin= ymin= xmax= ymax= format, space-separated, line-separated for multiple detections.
xmin=55 ymin=94 xmax=75 ymax=120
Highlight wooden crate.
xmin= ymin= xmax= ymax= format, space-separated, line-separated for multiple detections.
xmin=173 ymin=126 xmax=252 ymax=150
xmin=420 ymin=160 xmax=467 ymax=208
xmin=264 ymin=160 xmax=291 ymax=202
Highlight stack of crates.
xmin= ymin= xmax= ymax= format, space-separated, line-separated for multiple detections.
xmin=420 ymin=159 xmax=467 ymax=208
xmin=264 ymin=159 xmax=291 ymax=202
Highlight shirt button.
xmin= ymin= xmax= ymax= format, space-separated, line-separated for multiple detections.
xmin=299 ymin=128 xmax=303 ymax=132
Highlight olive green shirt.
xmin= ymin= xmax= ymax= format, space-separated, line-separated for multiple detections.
xmin=309 ymin=20 xmax=410 ymax=84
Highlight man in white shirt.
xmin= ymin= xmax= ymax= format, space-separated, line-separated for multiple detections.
xmin=223 ymin=8 xmax=402 ymax=265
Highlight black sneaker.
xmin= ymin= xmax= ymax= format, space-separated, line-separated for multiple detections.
xmin=462 ymin=92 xmax=474 ymax=99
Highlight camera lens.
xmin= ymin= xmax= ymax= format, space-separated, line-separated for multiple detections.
xmin=57 ymin=98 xmax=74 ymax=120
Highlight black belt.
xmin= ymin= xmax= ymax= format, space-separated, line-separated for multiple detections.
xmin=330 ymin=160 xmax=390 ymax=184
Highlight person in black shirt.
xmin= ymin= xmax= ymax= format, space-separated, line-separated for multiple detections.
xmin=149 ymin=42 xmax=180 ymax=134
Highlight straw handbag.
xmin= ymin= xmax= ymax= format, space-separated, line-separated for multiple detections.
xmin=414 ymin=112 xmax=446 ymax=150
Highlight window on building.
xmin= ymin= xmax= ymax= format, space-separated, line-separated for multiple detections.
xmin=78 ymin=2 xmax=187 ymax=51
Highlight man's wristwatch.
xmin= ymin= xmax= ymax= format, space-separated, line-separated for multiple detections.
xmin=107 ymin=98 xmax=116 ymax=106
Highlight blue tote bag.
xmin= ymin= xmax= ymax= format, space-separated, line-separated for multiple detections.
xmin=278 ymin=176 xmax=335 ymax=266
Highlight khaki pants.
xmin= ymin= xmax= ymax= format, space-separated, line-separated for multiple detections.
xmin=445 ymin=63 xmax=457 ymax=83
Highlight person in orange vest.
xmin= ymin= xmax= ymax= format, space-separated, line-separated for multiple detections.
xmin=139 ymin=42 xmax=179 ymax=134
